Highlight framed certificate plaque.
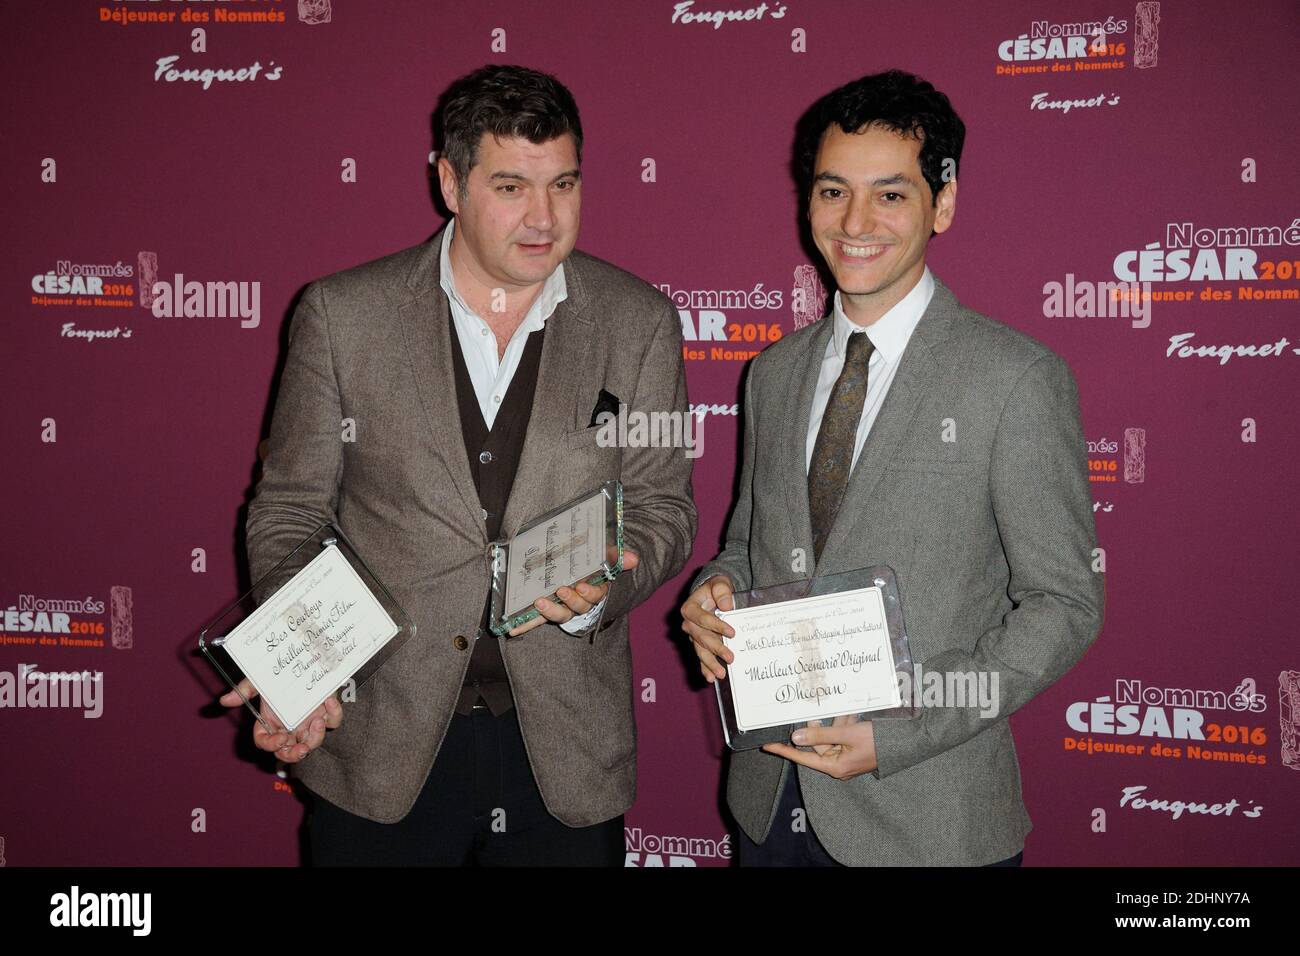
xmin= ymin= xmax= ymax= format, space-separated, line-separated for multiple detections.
xmin=488 ymin=480 xmax=624 ymax=637
xmin=198 ymin=522 xmax=414 ymax=734
xmin=713 ymin=566 xmax=917 ymax=751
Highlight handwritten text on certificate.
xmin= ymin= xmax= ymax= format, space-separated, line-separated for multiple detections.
xmin=719 ymin=587 xmax=901 ymax=731
xmin=221 ymin=544 xmax=398 ymax=731
xmin=504 ymin=493 xmax=606 ymax=618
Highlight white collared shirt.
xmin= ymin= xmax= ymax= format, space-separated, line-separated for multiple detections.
xmin=805 ymin=267 xmax=935 ymax=473
xmin=439 ymin=219 xmax=601 ymax=632
xmin=439 ymin=217 xmax=567 ymax=429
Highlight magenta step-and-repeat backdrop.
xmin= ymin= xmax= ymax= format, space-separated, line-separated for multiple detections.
xmin=3 ymin=1 xmax=1297 ymax=866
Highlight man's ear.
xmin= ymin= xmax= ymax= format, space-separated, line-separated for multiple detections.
xmin=436 ymin=156 xmax=461 ymax=215
xmin=932 ymin=178 xmax=958 ymax=236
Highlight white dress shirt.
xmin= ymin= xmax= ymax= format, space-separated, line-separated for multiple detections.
xmin=439 ymin=220 xmax=603 ymax=633
xmin=440 ymin=218 xmax=568 ymax=428
xmin=805 ymin=267 xmax=935 ymax=473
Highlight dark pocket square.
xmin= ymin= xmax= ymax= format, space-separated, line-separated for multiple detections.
xmin=588 ymin=388 xmax=623 ymax=427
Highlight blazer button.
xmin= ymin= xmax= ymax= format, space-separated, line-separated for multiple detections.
xmin=453 ymin=635 xmax=469 ymax=651
xmin=479 ymin=450 xmax=493 ymax=464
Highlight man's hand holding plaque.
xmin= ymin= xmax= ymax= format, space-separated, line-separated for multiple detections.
xmin=218 ymin=677 xmax=343 ymax=763
xmin=763 ymin=713 xmax=879 ymax=779
xmin=508 ymin=550 xmax=639 ymax=636
xmin=681 ymin=573 xmax=737 ymax=682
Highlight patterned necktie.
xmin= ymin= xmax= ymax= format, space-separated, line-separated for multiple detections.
xmin=808 ymin=330 xmax=874 ymax=561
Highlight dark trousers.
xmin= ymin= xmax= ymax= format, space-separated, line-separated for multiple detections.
xmin=739 ymin=770 xmax=1024 ymax=867
xmin=306 ymin=706 xmax=624 ymax=866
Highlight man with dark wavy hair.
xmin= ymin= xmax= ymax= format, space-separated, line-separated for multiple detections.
xmin=228 ymin=65 xmax=696 ymax=866
xmin=682 ymin=70 xmax=1102 ymax=866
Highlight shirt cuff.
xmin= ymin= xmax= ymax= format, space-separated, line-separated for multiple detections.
xmin=559 ymin=597 xmax=606 ymax=635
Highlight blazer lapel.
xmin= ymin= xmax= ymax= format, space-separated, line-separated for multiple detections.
xmin=398 ymin=224 xmax=487 ymax=539
xmin=780 ymin=316 xmax=835 ymax=562
xmin=498 ymin=259 xmax=594 ymax=541
xmin=814 ymin=278 xmax=961 ymax=569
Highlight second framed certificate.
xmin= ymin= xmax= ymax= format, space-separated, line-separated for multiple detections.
xmin=713 ymin=566 xmax=917 ymax=750
xmin=488 ymin=480 xmax=624 ymax=636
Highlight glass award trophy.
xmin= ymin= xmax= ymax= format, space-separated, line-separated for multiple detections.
xmin=488 ymin=480 xmax=624 ymax=637
xmin=198 ymin=522 xmax=414 ymax=734
xmin=713 ymin=565 xmax=917 ymax=751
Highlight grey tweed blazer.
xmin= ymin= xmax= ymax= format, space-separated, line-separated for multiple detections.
xmin=247 ymin=223 xmax=697 ymax=826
